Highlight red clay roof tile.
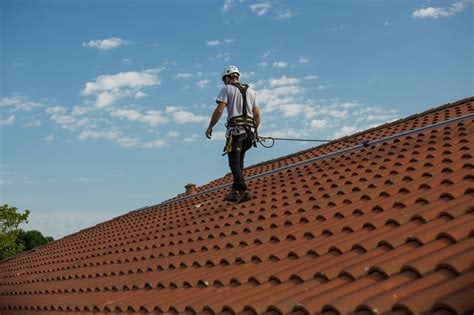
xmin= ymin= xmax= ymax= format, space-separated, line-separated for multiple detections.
xmin=0 ymin=97 xmax=473 ymax=314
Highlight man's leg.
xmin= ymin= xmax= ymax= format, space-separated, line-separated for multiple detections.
xmin=236 ymin=136 xmax=254 ymax=202
xmin=239 ymin=136 xmax=253 ymax=176
xmin=228 ymin=134 xmax=247 ymax=191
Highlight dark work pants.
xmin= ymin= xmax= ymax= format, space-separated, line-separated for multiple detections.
xmin=228 ymin=133 xmax=253 ymax=192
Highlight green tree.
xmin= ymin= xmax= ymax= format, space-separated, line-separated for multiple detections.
xmin=16 ymin=229 xmax=54 ymax=251
xmin=0 ymin=204 xmax=30 ymax=260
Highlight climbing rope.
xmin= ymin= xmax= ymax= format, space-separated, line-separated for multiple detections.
xmin=257 ymin=136 xmax=332 ymax=148
xmin=257 ymin=136 xmax=369 ymax=148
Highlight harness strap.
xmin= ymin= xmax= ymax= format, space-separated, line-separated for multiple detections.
xmin=231 ymin=83 xmax=249 ymax=118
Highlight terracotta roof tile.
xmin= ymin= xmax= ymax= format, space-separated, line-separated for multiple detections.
xmin=0 ymin=97 xmax=473 ymax=314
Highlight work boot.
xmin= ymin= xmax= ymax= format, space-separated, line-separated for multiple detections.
xmin=238 ymin=190 xmax=253 ymax=203
xmin=223 ymin=189 xmax=240 ymax=202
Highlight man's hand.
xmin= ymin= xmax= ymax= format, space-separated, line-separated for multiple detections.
xmin=205 ymin=127 xmax=212 ymax=139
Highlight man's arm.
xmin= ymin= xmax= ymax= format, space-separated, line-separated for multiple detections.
xmin=252 ymin=106 xmax=261 ymax=129
xmin=206 ymin=102 xmax=226 ymax=139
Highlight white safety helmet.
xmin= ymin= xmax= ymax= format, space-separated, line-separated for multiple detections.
xmin=221 ymin=65 xmax=240 ymax=80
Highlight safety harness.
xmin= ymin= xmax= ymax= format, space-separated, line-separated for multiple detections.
xmin=222 ymin=83 xmax=258 ymax=155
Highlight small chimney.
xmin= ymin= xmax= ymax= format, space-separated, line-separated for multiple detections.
xmin=185 ymin=183 xmax=197 ymax=195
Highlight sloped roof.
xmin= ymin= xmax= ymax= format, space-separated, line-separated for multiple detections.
xmin=1 ymin=97 xmax=473 ymax=315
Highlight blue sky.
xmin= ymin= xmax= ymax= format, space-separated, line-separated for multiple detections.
xmin=1 ymin=0 xmax=472 ymax=239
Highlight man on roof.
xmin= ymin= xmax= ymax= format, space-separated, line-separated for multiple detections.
xmin=206 ymin=65 xmax=261 ymax=203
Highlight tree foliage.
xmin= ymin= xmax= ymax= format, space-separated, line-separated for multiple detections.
xmin=0 ymin=204 xmax=30 ymax=260
xmin=16 ymin=229 xmax=54 ymax=251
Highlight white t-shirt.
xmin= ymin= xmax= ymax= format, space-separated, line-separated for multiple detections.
xmin=216 ymin=84 xmax=258 ymax=120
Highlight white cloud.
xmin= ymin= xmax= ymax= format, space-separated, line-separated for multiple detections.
xmin=250 ymin=2 xmax=272 ymax=16
xmin=116 ymin=137 xmax=140 ymax=148
xmin=45 ymin=135 xmax=54 ymax=142
xmin=0 ymin=115 xmax=15 ymax=125
xmin=273 ymin=61 xmax=288 ymax=68
xmin=46 ymin=106 xmax=78 ymax=128
xmin=280 ymin=104 xmax=306 ymax=117
xmin=276 ymin=9 xmax=294 ymax=19
xmin=196 ymin=79 xmax=210 ymax=88
xmin=142 ymin=139 xmax=167 ymax=148
xmin=318 ymin=84 xmax=331 ymax=90
xmin=207 ymin=40 xmax=220 ymax=46
xmin=310 ymin=119 xmax=328 ymax=128
xmin=223 ymin=0 xmax=235 ymax=12
xmin=82 ymin=37 xmax=131 ymax=50
xmin=304 ymin=75 xmax=319 ymax=80
xmin=175 ymin=73 xmax=194 ymax=79
xmin=412 ymin=2 xmax=466 ymax=18
xmin=81 ymin=69 xmax=160 ymax=107
xmin=299 ymin=57 xmax=309 ymax=64
xmin=134 ymin=91 xmax=147 ymax=98
xmin=210 ymin=52 xmax=232 ymax=62
xmin=184 ymin=134 xmax=199 ymax=143
xmin=82 ymin=70 xmax=160 ymax=95
xmin=332 ymin=126 xmax=359 ymax=139
xmin=167 ymin=131 xmax=180 ymax=138
xmin=209 ymin=131 xmax=226 ymax=141
xmin=25 ymin=119 xmax=42 ymax=127
xmin=110 ymin=108 xmax=169 ymax=126
xmin=241 ymin=72 xmax=256 ymax=79
xmin=258 ymin=62 xmax=268 ymax=68
xmin=207 ymin=38 xmax=235 ymax=46
xmin=269 ymin=75 xmax=300 ymax=87
xmin=77 ymin=129 xmax=121 ymax=141
xmin=166 ymin=106 xmax=208 ymax=124
xmin=0 ymin=96 xmax=44 ymax=111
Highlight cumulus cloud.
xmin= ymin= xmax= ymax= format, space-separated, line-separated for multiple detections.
xmin=196 ymin=79 xmax=210 ymax=88
xmin=412 ymin=2 xmax=466 ymax=18
xmin=184 ymin=134 xmax=199 ymax=143
xmin=175 ymin=73 xmax=194 ymax=79
xmin=269 ymin=76 xmax=300 ymax=87
xmin=81 ymin=69 xmax=160 ymax=107
xmin=0 ymin=115 xmax=15 ymax=126
xmin=332 ymin=126 xmax=359 ymax=139
xmin=82 ymin=37 xmax=131 ymax=50
xmin=208 ymin=131 xmax=226 ymax=141
xmin=45 ymin=135 xmax=54 ymax=142
xmin=254 ymin=75 xmax=400 ymax=144
xmin=0 ymin=96 xmax=44 ymax=111
xmin=299 ymin=57 xmax=309 ymax=64
xmin=142 ymin=139 xmax=167 ymax=148
xmin=167 ymin=131 xmax=180 ymax=138
xmin=46 ymin=106 xmax=79 ymax=128
xmin=273 ymin=61 xmax=288 ymax=68
xmin=77 ymin=129 xmax=121 ymax=141
xmin=304 ymin=75 xmax=319 ymax=80
xmin=250 ymin=2 xmax=272 ymax=16
xmin=276 ymin=9 xmax=294 ymax=19
xmin=116 ymin=137 xmax=140 ymax=148
xmin=110 ymin=108 xmax=169 ymax=126
xmin=25 ymin=119 xmax=42 ymax=128
xmin=223 ymin=0 xmax=235 ymax=12
xmin=206 ymin=38 xmax=234 ymax=46
xmin=165 ymin=106 xmax=208 ymax=124
xmin=207 ymin=40 xmax=220 ymax=46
